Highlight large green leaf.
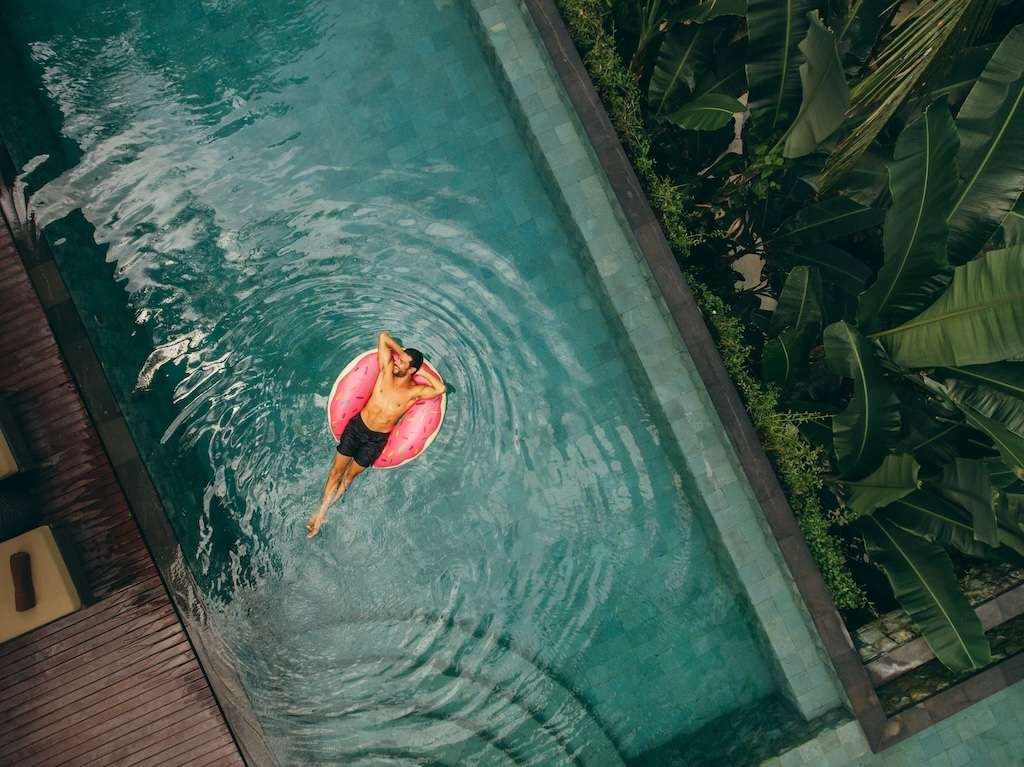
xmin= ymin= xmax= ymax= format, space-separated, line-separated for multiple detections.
xmin=946 ymin=380 xmax=1024 ymax=437
xmin=1002 ymin=197 xmax=1024 ymax=247
xmin=780 ymin=243 xmax=872 ymax=295
xmin=825 ymin=322 xmax=902 ymax=478
xmin=863 ymin=516 xmax=992 ymax=672
xmin=952 ymin=397 xmax=1024 ymax=474
xmin=857 ymin=100 xmax=957 ymax=329
xmin=746 ymin=0 xmax=815 ymax=132
xmin=947 ymin=26 xmax=1024 ymax=263
xmin=771 ymin=265 xmax=822 ymax=332
xmin=783 ymin=12 xmax=850 ymax=158
xmin=664 ymin=93 xmax=745 ymax=130
xmin=773 ymin=196 xmax=883 ymax=245
xmin=897 ymin=398 xmax=965 ymax=468
xmin=763 ymin=266 xmax=823 ymax=389
xmin=844 ymin=453 xmax=920 ymax=517
xmin=938 ymin=362 xmax=1024 ymax=398
xmin=876 ymin=248 xmax=1024 ymax=368
xmin=649 ymin=23 xmax=718 ymax=119
xmin=988 ymin=458 xmax=1024 ymax=491
xmin=762 ymin=325 xmax=815 ymax=388
xmin=690 ymin=32 xmax=749 ymax=100
xmin=883 ymin=489 xmax=1022 ymax=560
xmin=932 ymin=458 xmax=1000 ymax=546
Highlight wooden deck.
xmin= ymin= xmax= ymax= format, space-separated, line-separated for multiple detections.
xmin=0 ymin=221 xmax=244 ymax=766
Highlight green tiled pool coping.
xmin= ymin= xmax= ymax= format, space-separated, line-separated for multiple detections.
xmin=480 ymin=0 xmax=1024 ymax=760
xmin=460 ymin=0 xmax=844 ymax=726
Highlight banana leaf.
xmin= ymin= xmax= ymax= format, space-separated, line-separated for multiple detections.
xmin=952 ymin=397 xmax=1024 ymax=475
xmin=947 ymin=26 xmax=1024 ymax=263
xmin=946 ymin=380 xmax=1024 ymax=437
xmin=1002 ymin=197 xmax=1024 ymax=247
xmin=876 ymin=247 xmax=1024 ymax=368
xmin=863 ymin=515 xmax=992 ymax=672
xmin=665 ymin=93 xmax=745 ymax=130
xmin=771 ymin=265 xmax=822 ymax=332
xmin=825 ymin=322 xmax=902 ymax=478
xmin=773 ymin=196 xmax=883 ymax=244
xmin=844 ymin=453 xmax=920 ymax=518
xmin=988 ymin=458 xmax=1024 ymax=490
xmin=897 ymin=398 xmax=965 ymax=468
xmin=762 ymin=326 xmax=815 ymax=388
xmin=883 ymin=489 xmax=1022 ymax=560
xmin=649 ymin=23 xmax=719 ymax=119
xmin=746 ymin=0 xmax=815 ymax=133
xmin=931 ymin=458 xmax=1000 ymax=546
xmin=696 ymin=56 xmax=748 ymax=101
xmin=938 ymin=362 xmax=1024 ymax=398
xmin=779 ymin=243 xmax=873 ymax=294
xmin=783 ymin=12 xmax=850 ymax=158
xmin=857 ymin=100 xmax=957 ymax=329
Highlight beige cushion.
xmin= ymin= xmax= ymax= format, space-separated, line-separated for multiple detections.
xmin=0 ymin=431 xmax=17 ymax=480
xmin=1 ymin=526 xmax=82 ymax=644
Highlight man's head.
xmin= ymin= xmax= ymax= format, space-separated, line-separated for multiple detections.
xmin=393 ymin=347 xmax=424 ymax=377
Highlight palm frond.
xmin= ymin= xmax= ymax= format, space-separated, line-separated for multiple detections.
xmin=819 ymin=0 xmax=997 ymax=191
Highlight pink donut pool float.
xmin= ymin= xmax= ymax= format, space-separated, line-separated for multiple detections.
xmin=327 ymin=350 xmax=446 ymax=469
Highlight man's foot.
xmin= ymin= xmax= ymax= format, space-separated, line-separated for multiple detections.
xmin=306 ymin=510 xmax=327 ymax=538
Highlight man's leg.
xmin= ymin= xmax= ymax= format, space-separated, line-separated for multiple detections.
xmin=338 ymin=460 xmax=367 ymax=501
xmin=307 ymin=452 xmax=353 ymax=537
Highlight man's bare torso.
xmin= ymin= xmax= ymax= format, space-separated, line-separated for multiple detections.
xmin=359 ymin=370 xmax=420 ymax=432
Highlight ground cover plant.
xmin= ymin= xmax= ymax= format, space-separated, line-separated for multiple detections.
xmin=558 ymin=0 xmax=1024 ymax=673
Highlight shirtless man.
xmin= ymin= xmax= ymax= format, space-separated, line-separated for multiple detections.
xmin=306 ymin=331 xmax=445 ymax=538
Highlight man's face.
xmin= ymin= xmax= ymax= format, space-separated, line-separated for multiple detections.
xmin=393 ymin=352 xmax=412 ymax=377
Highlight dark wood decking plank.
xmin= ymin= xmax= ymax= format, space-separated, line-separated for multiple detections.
xmin=126 ymin=715 xmax=242 ymax=767
xmin=0 ymin=666 xmax=208 ymax=756
xmin=0 ymin=652 xmax=199 ymax=734
xmin=0 ymin=667 xmax=209 ymax=761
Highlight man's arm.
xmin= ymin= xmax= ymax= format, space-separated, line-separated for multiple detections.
xmin=377 ymin=331 xmax=404 ymax=372
xmin=415 ymin=366 xmax=446 ymax=399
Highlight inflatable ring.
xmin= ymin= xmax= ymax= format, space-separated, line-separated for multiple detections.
xmin=327 ymin=350 xmax=446 ymax=469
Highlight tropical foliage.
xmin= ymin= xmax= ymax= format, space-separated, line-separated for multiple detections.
xmin=568 ymin=0 xmax=1024 ymax=673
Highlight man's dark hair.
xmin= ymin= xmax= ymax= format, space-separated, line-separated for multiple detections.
xmin=405 ymin=348 xmax=424 ymax=372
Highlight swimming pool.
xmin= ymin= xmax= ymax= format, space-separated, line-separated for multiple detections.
xmin=2 ymin=0 xmax=783 ymax=762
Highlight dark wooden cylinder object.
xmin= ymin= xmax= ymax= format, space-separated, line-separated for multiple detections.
xmin=11 ymin=551 xmax=36 ymax=612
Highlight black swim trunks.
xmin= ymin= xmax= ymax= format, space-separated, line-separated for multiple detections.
xmin=337 ymin=413 xmax=390 ymax=467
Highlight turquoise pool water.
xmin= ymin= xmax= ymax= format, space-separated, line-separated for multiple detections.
xmin=2 ymin=0 xmax=781 ymax=763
